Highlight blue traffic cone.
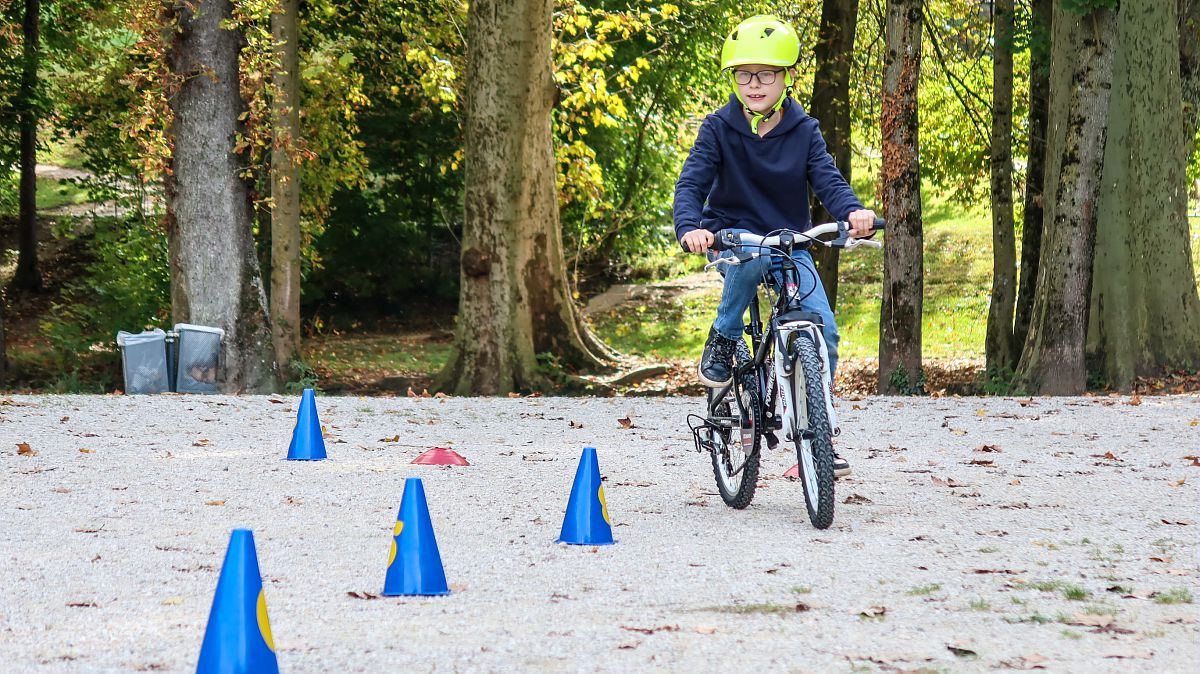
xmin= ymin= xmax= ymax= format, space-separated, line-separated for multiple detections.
xmin=382 ymin=478 xmax=450 ymax=596
xmin=286 ymin=388 xmax=326 ymax=460
xmin=196 ymin=529 xmax=279 ymax=674
xmin=558 ymin=446 xmax=614 ymax=545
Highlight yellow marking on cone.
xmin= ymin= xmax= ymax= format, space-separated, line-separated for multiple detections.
xmin=256 ymin=590 xmax=275 ymax=652
xmin=598 ymin=486 xmax=611 ymax=525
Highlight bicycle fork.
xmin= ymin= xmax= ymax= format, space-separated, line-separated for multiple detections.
xmin=772 ymin=322 xmax=839 ymax=440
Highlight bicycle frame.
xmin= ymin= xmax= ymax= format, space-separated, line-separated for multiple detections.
xmin=707 ymin=253 xmax=838 ymax=443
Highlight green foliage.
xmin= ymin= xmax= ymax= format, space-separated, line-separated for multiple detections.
xmin=40 ymin=213 xmax=171 ymax=369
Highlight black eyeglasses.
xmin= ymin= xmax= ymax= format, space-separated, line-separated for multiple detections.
xmin=732 ymin=69 xmax=784 ymax=86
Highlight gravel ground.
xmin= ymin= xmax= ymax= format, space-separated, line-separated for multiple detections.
xmin=1 ymin=393 xmax=1198 ymax=673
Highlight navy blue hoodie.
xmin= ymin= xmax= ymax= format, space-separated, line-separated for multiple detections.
xmin=674 ymin=94 xmax=863 ymax=242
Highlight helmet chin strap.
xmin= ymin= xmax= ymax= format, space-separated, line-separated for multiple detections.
xmin=730 ymin=71 xmax=794 ymax=134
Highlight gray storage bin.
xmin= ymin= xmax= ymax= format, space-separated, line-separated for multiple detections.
xmin=174 ymin=323 xmax=225 ymax=393
xmin=116 ymin=329 xmax=170 ymax=394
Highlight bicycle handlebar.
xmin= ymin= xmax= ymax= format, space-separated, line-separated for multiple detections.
xmin=700 ymin=219 xmax=885 ymax=272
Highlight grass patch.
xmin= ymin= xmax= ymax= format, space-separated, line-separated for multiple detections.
xmin=791 ymin=586 xmax=812 ymax=594
xmin=968 ymin=598 xmax=991 ymax=611
xmin=1006 ymin=613 xmax=1053 ymax=624
xmin=1154 ymin=588 xmax=1193 ymax=605
xmin=1030 ymin=580 xmax=1089 ymax=601
xmin=303 ymin=333 xmax=451 ymax=378
xmin=1060 ymin=629 xmax=1082 ymax=640
xmin=35 ymin=176 xmax=90 ymax=210
xmin=907 ymin=583 xmax=942 ymax=596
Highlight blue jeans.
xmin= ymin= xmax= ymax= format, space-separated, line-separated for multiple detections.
xmin=710 ymin=234 xmax=840 ymax=377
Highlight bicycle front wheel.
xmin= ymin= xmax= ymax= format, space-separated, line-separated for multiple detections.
xmin=791 ymin=331 xmax=835 ymax=529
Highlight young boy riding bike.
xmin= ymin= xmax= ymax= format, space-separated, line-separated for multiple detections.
xmin=674 ymin=15 xmax=877 ymax=476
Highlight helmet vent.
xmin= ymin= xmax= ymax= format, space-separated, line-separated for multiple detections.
xmin=730 ymin=30 xmax=739 ymax=40
xmin=762 ymin=27 xmax=775 ymax=37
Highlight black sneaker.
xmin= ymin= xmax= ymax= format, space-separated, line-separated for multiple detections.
xmin=697 ymin=327 xmax=738 ymax=387
xmin=833 ymin=454 xmax=852 ymax=478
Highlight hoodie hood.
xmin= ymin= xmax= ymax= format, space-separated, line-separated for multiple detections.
xmin=714 ymin=93 xmax=808 ymax=138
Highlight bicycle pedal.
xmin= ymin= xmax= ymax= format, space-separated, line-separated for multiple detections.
xmin=765 ymin=431 xmax=779 ymax=450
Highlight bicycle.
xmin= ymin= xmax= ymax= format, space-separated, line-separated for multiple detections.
xmin=688 ymin=219 xmax=884 ymax=529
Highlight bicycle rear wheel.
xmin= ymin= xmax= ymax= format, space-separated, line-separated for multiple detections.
xmin=708 ymin=347 xmax=762 ymax=509
xmin=791 ymin=332 xmax=835 ymax=529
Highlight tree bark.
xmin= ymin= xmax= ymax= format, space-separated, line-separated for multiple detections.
xmin=12 ymin=0 xmax=41 ymax=292
xmin=1014 ymin=6 xmax=1117 ymax=395
xmin=1087 ymin=0 xmax=1200 ymax=390
xmin=271 ymin=0 xmax=302 ymax=384
xmin=1015 ymin=0 xmax=1052 ymax=346
xmin=438 ymin=0 xmax=612 ymax=396
xmin=165 ymin=0 xmax=276 ymax=393
xmin=985 ymin=0 xmax=1017 ymax=376
xmin=878 ymin=0 xmax=924 ymax=395
xmin=809 ymin=0 xmax=861 ymax=310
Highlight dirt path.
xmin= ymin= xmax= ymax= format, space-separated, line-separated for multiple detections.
xmin=1 ymin=393 xmax=1196 ymax=671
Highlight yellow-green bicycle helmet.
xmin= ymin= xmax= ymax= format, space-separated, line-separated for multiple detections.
xmin=721 ymin=15 xmax=800 ymax=132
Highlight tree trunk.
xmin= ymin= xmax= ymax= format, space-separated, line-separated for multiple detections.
xmin=1086 ymin=1 xmax=1200 ymax=390
xmin=878 ymin=0 xmax=923 ymax=395
xmin=438 ymin=0 xmax=612 ymax=396
xmin=165 ymin=0 xmax=276 ymax=393
xmin=1015 ymin=0 xmax=1052 ymax=346
xmin=1014 ymin=6 xmax=1117 ymax=395
xmin=271 ymin=0 xmax=302 ymax=384
xmin=12 ymin=0 xmax=40 ymax=292
xmin=985 ymin=0 xmax=1017 ymax=376
xmin=1181 ymin=0 xmax=1200 ymax=144
xmin=809 ymin=0 xmax=861 ymax=310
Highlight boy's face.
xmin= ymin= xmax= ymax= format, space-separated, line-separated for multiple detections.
xmin=732 ymin=64 xmax=790 ymax=114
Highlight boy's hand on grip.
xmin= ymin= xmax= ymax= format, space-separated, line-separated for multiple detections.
xmin=847 ymin=209 xmax=877 ymax=238
xmin=681 ymin=228 xmax=715 ymax=253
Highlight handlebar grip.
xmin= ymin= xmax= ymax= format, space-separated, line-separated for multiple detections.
xmin=873 ymin=217 xmax=886 ymax=230
xmin=709 ymin=229 xmax=738 ymax=252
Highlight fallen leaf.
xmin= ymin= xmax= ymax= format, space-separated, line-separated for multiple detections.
xmin=204 ymin=500 xmax=226 ymax=506
xmin=78 ymin=448 xmax=93 ymax=454
xmin=347 ymin=591 xmax=379 ymax=600
xmin=568 ymin=420 xmax=584 ymax=428
xmin=931 ymin=476 xmax=970 ymax=488
xmin=192 ymin=439 xmax=210 ymax=447
xmin=66 ymin=601 xmax=98 ymax=608
xmin=617 ymin=642 xmax=640 ymax=650
xmin=967 ymin=459 xmax=995 ymax=467
xmin=1127 ymin=394 xmax=1142 ymax=406
xmin=379 ymin=435 xmax=399 ymax=443
xmin=1160 ymin=519 xmax=1193 ymax=525
xmin=950 ymin=429 xmax=968 ymax=436
xmin=17 ymin=442 xmax=36 ymax=456
xmin=976 ymin=444 xmax=1002 ymax=452
xmin=74 ymin=525 xmax=103 ymax=533
xmin=617 ymin=417 xmax=634 ymax=429
xmin=620 ymin=625 xmax=679 ymax=635
xmin=858 ymin=605 xmax=887 ymax=619
xmin=1170 ymin=478 xmax=1186 ymax=487
xmin=997 ymin=653 xmax=1048 ymax=670
xmin=1149 ymin=556 xmax=1171 ymax=563
xmin=407 ymin=387 xmax=418 ymax=398
xmin=1067 ymin=613 xmax=1114 ymax=627
xmin=843 ymin=493 xmax=872 ymax=504
xmin=162 ymin=596 xmax=185 ymax=606
xmin=971 ymin=568 xmax=1023 ymax=574
xmin=51 ymin=487 xmax=71 ymax=494
xmin=449 ymin=583 xmax=468 ymax=592
xmin=694 ymin=626 xmax=718 ymax=635
xmin=507 ymin=392 xmax=521 ymax=398
xmin=60 ymin=416 xmax=69 ymax=423
xmin=1010 ymin=479 xmax=1022 ymax=485
xmin=947 ymin=643 xmax=978 ymax=658
xmin=1165 ymin=568 xmax=1191 ymax=576
xmin=975 ymin=409 xmax=987 ymax=417
xmin=434 ymin=392 xmax=450 ymax=399
xmin=267 ymin=398 xmax=284 ymax=404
